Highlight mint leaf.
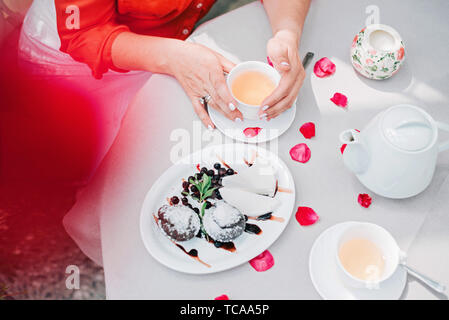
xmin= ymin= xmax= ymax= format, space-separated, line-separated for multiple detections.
xmin=203 ymin=187 xmax=217 ymax=200
xmin=201 ymin=201 xmax=208 ymax=218
xmin=201 ymin=173 xmax=211 ymax=194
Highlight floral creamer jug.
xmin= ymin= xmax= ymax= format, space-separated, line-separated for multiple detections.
xmin=351 ymin=24 xmax=405 ymax=80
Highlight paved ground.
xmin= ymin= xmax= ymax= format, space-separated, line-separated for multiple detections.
xmin=0 ymin=0 xmax=254 ymax=300
xmin=0 ymin=183 xmax=106 ymax=300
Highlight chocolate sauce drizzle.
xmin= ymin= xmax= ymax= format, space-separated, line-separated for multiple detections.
xmin=244 ymin=223 xmax=263 ymax=235
xmin=175 ymin=244 xmax=198 ymax=257
xmin=174 ymin=243 xmax=211 ymax=268
xmin=246 ymin=212 xmax=285 ymax=223
xmin=205 ymin=234 xmax=236 ymax=252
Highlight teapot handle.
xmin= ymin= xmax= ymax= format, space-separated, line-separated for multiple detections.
xmin=437 ymin=122 xmax=449 ymax=152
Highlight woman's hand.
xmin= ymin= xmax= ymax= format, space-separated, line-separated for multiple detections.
xmin=168 ymin=42 xmax=243 ymax=129
xmin=259 ymin=30 xmax=305 ymax=121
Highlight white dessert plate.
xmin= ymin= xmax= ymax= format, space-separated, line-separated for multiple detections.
xmin=208 ymin=100 xmax=296 ymax=143
xmin=140 ymin=143 xmax=295 ymax=274
xmin=309 ymin=222 xmax=407 ymax=300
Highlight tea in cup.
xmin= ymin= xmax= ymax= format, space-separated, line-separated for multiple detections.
xmin=227 ymin=61 xmax=280 ymax=120
xmin=335 ymin=222 xmax=402 ymax=289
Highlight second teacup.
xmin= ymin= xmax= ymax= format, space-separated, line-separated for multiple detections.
xmin=335 ymin=222 xmax=402 ymax=289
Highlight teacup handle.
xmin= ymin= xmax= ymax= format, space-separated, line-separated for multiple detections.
xmin=437 ymin=122 xmax=449 ymax=152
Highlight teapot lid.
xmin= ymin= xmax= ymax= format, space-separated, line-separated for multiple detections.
xmin=381 ymin=105 xmax=435 ymax=152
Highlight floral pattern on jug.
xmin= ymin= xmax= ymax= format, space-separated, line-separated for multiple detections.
xmin=350 ymin=24 xmax=405 ymax=80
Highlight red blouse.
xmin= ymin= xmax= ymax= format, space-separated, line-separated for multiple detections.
xmin=55 ymin=0 xmax=216 ymax=78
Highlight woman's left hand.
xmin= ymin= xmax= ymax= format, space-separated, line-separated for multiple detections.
xmin=259 ymin=30 xmax=305 ymax=120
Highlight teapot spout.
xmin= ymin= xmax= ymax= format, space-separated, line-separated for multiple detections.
xmin=340 ymin=129 xmax=370 ymax=174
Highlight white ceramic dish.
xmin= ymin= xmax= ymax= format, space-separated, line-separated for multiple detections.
xmin=208 ymin=100 xmax=296 ymax=144
xmin=309 ymin=222 xmax=407 ymax=300
xmin=140 ymin=143 xmax=295 ymax=274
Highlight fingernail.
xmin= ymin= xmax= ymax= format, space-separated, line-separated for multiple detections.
xmin=281 ymin=61 xmax=290 ymax=66
xmin=208 ymin=125 xmax=214 ymax=131
xmin=229 ymin=103 xmax=236 ymax=111
xmin=260 ymin=113 xmax=267 ymax=120
xmin=235 ymin=117 xmax=242 ymax=122
xmin=262 ymin=105 xmax=269 ymax=111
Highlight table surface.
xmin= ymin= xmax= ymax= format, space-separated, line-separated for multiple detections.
xmin=68 ymin=0 xmax=449 ymax=299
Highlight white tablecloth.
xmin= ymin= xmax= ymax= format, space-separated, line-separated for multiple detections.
xmin=67 ymin=0 xmax=449 ymax=299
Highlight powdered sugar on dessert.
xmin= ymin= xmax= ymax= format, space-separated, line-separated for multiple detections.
xmin=213 ymin=201 xmax=242 ymax=228
xmin=158 ymin=205 xmax=200 ymax=241
xmin=203 ymin=201 xmax=245 ymax=242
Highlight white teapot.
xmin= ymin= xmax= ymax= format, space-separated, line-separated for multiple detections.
xmin=340 ymin=104 xmax=449 ymax=199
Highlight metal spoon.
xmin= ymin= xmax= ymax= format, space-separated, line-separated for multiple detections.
xmin=302 ymin=52 xmax=315 ymax=69
xmin=401 ymin=263 xmax=446 ymax=294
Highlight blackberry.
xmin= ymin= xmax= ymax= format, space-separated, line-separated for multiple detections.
xmin=170 ymin=196 xmax=179 ymax=205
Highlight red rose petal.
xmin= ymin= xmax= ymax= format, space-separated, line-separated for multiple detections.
xmin=267 ymin=56 xmax=274 ymax=67
xmin=313 ymin=57 xmax=336 ymax=78
xmin=340 ymin=144 xmax=347 ymax=154
xmin=249 ymin=250 xmax=274 ymax=272
xmin=295 ymin=206 xmax=319 ymax=226
xmin=289 ymin=143 xmax=311 ymax=163
xmin=299 ymin=122 xmax=315 ymax=139
xmin=243 ymin=127 xmax=262 ymax=138
xmin=215 ymin=294 xmax=229 ymax=300
xmin=358 ymin=193 xmax=372 ymax=208
xmin=330 ymin=92 xmax=348 ymax=108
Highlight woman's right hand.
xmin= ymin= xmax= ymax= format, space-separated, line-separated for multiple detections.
xmin=168 ymin=42 xmax=243 ymax=129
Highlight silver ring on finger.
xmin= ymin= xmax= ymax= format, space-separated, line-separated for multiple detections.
xmin=200 ymin=94 xmax=212 ymax=105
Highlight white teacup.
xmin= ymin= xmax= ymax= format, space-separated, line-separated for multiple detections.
xmin=335 ymin=222 xmax=403 ymax=289
xmin=226 ymin=61 xmax=280 ymax=120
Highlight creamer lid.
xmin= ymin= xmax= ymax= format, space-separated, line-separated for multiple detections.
xmin=381 ymin=105 xmax=435 ymax=152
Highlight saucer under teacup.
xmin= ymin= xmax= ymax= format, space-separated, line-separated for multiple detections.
xmin=309 ymin=222 xmax=407 ymax=300
xmin=208 ymin=99 xmax=296 ymax=143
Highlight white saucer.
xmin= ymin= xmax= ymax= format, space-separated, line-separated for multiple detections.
xmin=208 ymin=100 xmax=296 ymax=143
xmin=309 ymin=222 xmax=407 ymax=300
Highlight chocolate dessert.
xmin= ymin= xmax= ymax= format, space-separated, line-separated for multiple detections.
xmin=157 ymin=205 xmax=201 ymax=241
xmin=203 ymin=201 xmax=246 ymax=242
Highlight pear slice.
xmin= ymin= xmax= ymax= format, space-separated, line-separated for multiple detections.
xmin=219 ymin=187 xmax=280 ymax=216
xmin=221 ymin=160 xmax=277 ymax=197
